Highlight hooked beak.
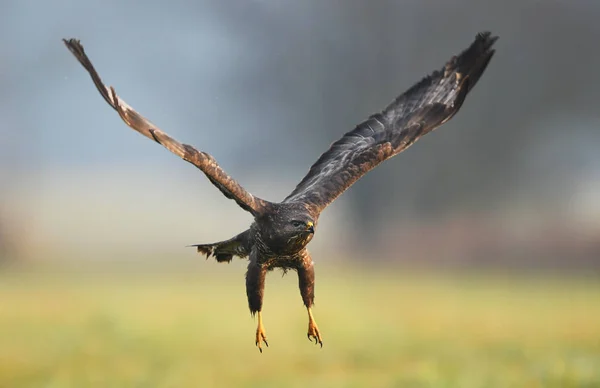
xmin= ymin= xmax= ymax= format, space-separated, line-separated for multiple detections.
xmin=306 ymin=221 xmax=315 ymax=234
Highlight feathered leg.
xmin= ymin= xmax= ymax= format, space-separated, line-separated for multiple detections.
xmin=246 ymin=251 xmax=268 ymax=352
xmin=297 ymin=251 xmax=322 ymax=347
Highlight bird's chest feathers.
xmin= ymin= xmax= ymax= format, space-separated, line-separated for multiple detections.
xmin=262 ymin=255 xmax=302 ymax=271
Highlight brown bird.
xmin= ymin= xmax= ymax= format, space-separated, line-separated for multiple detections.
xmin=63 ymin=32 xmax=497 ymax=352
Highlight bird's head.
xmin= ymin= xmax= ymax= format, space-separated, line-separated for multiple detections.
xmin=257 ymin=202 xmax=317 ymax=255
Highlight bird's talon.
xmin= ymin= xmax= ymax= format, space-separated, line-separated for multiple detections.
xmin=255 ymin=333 xmax=268 ymax=353
xmin=307 ymin=317 xmax=323 ymax=348
xmin=255 ymin=312 xmax=268 ymax=353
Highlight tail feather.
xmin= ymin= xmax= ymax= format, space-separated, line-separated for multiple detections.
xmin=189 ymin=229 xmax=251 ymax=263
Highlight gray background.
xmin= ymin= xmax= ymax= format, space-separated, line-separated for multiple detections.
xmin=1 ymin=0 xmax=599 ymax=269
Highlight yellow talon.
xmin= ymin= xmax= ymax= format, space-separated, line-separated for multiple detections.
xmin=255 ymin=311 xmax=268 ymax=353
xmin=307 ymin=307 xmax=323 ymax=347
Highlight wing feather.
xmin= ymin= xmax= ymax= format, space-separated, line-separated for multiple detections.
xmin=285 ymin=32 xmax=497 ymax=212
xmin=63 ymin=39 xmax=270 ymax=216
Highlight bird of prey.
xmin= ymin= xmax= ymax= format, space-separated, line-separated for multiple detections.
xmin=64 ymin=31 xmax=497 ymax=352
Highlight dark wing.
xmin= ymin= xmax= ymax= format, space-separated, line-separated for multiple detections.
xmin=285 ymin=32 xmax=497 ymax=212
xmin=63 ymin=39 xmax=270 ymax=217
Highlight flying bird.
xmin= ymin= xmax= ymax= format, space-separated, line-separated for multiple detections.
xmin=63 ymin=32 xmax=497 ymax=352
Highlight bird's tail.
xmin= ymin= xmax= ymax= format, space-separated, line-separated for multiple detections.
xmin=189 ymin=229 xmax=250 ymax=263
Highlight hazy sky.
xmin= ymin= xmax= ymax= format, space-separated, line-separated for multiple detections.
xmin=2 ymin=0 xmax=599 ymax=260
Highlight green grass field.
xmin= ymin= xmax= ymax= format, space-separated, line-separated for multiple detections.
xmin=1 ymin=264 xmax=599 ymax=387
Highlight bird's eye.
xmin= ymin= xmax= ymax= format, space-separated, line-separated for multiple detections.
xmin=291 ymin=220 xmax=304 ymax=228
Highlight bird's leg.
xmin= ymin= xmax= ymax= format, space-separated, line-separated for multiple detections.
xmin=246 ymin=253 xmax=268 ymax=352
xmin=255 ymin=311 xmax=268 ymax=352
xmin=306 ymin=306 xmax=322 ymax=347
xmin=297 ymin=250 xmax=323 ymax=347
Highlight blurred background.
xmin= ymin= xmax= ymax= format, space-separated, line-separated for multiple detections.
xmin=1 ymin=1 xmax=599 ymax=386
xmin=2 ymin=0 xmax=600 ymax=269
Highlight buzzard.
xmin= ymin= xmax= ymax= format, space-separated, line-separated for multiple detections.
xmin=64 ymin=32 xmax=497 ymax=352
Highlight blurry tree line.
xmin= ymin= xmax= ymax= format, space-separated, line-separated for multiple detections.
xmin=1 ymin=0 xmax=599 ymax=268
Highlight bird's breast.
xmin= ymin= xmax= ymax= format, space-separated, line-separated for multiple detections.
xmin=262 ymin=255 xmax=302 ymax=271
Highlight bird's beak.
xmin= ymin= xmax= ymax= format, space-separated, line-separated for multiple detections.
xmin=306 ymin=221 xmax=315 ymax=234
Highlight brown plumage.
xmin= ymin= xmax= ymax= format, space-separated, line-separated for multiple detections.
xmin=63 ymin=32 xmax=497 ymax=352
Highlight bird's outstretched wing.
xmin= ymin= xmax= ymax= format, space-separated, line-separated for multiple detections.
xmin=285 ymin=32 xmax=497 ymax=213
xmin=63 ymin=39 xmax=270 ymax=216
